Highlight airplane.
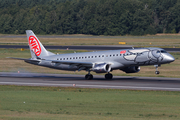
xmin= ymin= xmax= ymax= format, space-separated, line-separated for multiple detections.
xmin=9 ymin=30 xmax=175 ymax=80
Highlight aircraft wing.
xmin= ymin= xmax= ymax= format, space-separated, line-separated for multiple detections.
xmin=8 ymin=57 xmax=93 ymax=71
xmin=51 ymin=60 xmax=92 ymax=65
xmin=49 ymin=60 xmax=93 ymax=66
xmin=47 ymin=60 xmax=93 ymax=71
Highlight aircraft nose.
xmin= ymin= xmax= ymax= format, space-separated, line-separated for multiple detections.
xmin=166 ymin=55 xmax=175 ymax=63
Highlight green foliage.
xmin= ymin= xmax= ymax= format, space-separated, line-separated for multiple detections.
xmin=171 ymin=28 xmax=177 ymax=33
xmin=0 ymin=0 xmax=180 ymax=35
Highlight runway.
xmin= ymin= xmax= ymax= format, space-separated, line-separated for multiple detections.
xmin=0 ymin=72 xmax=180 ymax=91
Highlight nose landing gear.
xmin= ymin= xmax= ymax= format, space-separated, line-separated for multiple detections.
xmin=154 ymin=65 xmax=160 ymax=75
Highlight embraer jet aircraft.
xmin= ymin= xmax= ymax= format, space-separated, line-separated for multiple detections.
xmin=10 ymin=30 xmax=175 ymax=80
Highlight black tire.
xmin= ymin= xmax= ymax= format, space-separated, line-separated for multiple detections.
xmin=85 ymin=74 xmax=93 ymax=80
xmin=90 ymin=74 xmax=93 ymax=80
xmin=155 ymin=71 xmax=160 ymax=74
xmin=105 ymin=73 xmax=113 ymax=80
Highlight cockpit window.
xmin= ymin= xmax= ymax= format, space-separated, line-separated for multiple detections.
xmin=161 ymin=50 xmax=167 ymax=53
xmin=156 ymin=50 xmax=167 ymax=53
xmin=156 ymin=51 xmax=160 ymax=53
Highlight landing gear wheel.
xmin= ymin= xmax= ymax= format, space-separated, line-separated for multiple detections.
xmin=105 ymin=73 xmax=113 ymax=80
xmin=155 ymin=71 xmax=160 ymax=74
xmin=85 ymin=74 xmax=93 ymax=80
xmin=154 ymin=65 xmax=160 ymax=75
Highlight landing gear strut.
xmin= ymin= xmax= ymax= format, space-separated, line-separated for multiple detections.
xmin=154 ymin=65 xmax=160 ymax=74
xmin=85 ymin=71 xmax=93 ymax=80
xmin=105 ymin=73 xmax=113 ymax=80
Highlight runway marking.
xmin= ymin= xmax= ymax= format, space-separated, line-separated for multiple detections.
xmin=1 ymin=82 xmax=180 ymax=91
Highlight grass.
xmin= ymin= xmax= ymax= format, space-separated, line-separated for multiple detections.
xmin=0 ymin=85 xmax=180 ymax=120
xmin=1 ymin=34 xmax=180 ymax=47
xmin=0 ymin=48 xmax=180 ymax=78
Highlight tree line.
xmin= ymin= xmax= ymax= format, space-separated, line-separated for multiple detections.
xmin=0 ymin=0 xmax=180 ymax=35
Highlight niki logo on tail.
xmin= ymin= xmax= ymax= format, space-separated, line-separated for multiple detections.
xmin=29 ymin=35 xmax=41 ymax=56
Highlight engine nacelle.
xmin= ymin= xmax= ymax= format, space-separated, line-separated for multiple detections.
xmin=121 ymin=66 xmax=140 ymax=73
xmin=92 ymin=63 xmax=111 ymax=73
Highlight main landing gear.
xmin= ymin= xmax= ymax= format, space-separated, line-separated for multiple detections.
xmin=105 ymin=73 xmax=113 ymax=80
xmin=85 ymin=71 xmax=93 ymax=80
xmin=85 ymin=74 xmax=93 ymax=80
xmin=154 ymin=65 xmax=160 ymax=75
xmin=85 ymin=72 xmax=113 ymax=80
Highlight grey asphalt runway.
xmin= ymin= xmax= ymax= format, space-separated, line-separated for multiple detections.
xmin=0 ymin=72 xmax=180 ymax=91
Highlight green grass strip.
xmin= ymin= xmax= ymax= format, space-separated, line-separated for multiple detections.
xmin=0 ymin=85 xmax=180 ymax=120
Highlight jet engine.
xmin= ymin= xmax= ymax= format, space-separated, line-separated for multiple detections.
xmin=92 ymin=63 xmax=111 ymax=73
xmin=121 ymin=66 xmax=140 ymax=73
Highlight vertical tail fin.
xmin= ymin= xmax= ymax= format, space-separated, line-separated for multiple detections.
xmin=26 ymin=30 xmax=55 ymax=59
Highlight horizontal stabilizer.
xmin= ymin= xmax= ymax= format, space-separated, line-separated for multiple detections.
xmin=7 ymin=57 xmax=40 ymax=62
